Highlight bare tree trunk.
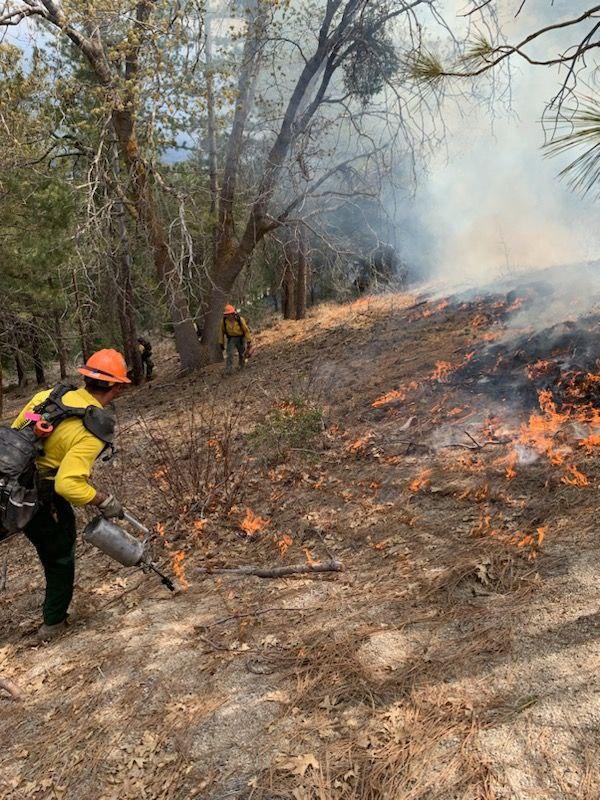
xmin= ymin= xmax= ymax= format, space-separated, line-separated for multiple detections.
xmin=283 ymin=257 xmax=295 ymax=320
xmin=14 ymin=350 xmax=26 ymax=388
xmin=205 ymin=11 xmax=219 ymax=270
xmin=48 ymin=278 xmax=67 ymax=379
xmin=72 ymin=271 xmax=92 ymax=362
xmin=201 ymin=0 xmax=268 ymax=362
xmin=295 ymin=225 xmax=307 ymax=320
xmin=112 ymin=205 xmax=144 ymax=384
xmin=31 ymin=327 xmax=46 ymax=387
xmin=110 ymin=145 xmax=143 ymax=384
xmin=111 ymin=111 xmax=201 ymax=372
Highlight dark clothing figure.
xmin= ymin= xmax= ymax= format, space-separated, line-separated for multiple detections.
xmin=137 ymin=338 xmax=154 ymax=380
xmin=226 ymin=336 xmax=246 ymax=372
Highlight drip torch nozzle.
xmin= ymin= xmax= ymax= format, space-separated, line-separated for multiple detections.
xmin=148 ymin=563 xmax=176 ymax=592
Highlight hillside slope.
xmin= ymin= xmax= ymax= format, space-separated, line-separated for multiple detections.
xmin=1 ymin=293 xmax=599 ymax=800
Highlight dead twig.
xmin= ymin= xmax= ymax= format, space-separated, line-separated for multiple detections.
xmin=464 ymin=430 xmax=481 ymax=448
xmin=206 ymin=606 xmax=318 ymax=627
xmin=442 ymin=439 xmax=510 ymax=451
xmin=195 ymin=559 xmax=343 ymax=578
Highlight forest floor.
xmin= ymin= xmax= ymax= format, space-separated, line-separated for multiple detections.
xmin=1 ymin=291 xmax=600 ymax=800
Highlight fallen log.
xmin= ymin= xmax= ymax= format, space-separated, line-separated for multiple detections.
xmin=0 ymin=677 xmax=23 ymax=701
xmin=195 ymin=559 xmax=343 ymax=579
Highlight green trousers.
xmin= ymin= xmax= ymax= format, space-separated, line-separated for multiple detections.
xmin=24 ymin=484 xmax=76 ymax=625
xmin=225 ymin=336 xmax=246 ymax=372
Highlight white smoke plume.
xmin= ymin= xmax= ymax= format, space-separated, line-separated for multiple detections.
xmin=407 ymin=0 xmax=600 ymax=292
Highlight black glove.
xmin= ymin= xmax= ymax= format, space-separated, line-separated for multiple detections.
xmin=99 ymin=494 xmax=124 ymax=519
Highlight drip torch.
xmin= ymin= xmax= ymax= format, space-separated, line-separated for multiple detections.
xmin=83 ymin=511 xmax=175 ymax=592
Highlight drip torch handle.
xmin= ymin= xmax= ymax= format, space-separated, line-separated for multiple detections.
xmin=122 ymin=510 xmax=150 ymax=537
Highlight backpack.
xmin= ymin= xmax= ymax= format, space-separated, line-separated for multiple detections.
xmin=0 ymin=383 xmax=115 ymax=534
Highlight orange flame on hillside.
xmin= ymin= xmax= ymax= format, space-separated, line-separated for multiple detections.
xmin=431 ymin=361 xmax=453 ymax=382
xmin=171 ymin=551 xmax=189 ymax=591
xmin=304 ymin=548 xmax=320 ymax=566
xmin=241 ymin=508 xmax=269 ymax=537
xmin=470 ymin=313 xmax=488 ymax=330
xmin=372 ymin=380 xmax=419 ymax=408
xmin=372 ymin=389 xmax=407 ymax=408
xmin=347 ymin=432 xmax=373 ymax=452
xmin=579 ymin=434 xmax=600 ymax=452
xmin=561 ymin=464 xmax=590 ymax=487
xmin=155 ymin=523 xmax=189 ymax=591
xmin=276 ymin=533 xmax=293 ymax=557
xmin=417 ymin=298 xmax=449 ymax=319
xmin=505 ymin=451 xmax=518 ymax=481
xmin=409 ymin=469 xmax=432 ymax=493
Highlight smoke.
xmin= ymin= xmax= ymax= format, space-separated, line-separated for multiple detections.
xmin=404 ymin=1 xmax=600 ymax=293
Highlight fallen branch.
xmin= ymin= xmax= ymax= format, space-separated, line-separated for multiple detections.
xmin=195 ymin=560 xmax=343 ymax=578
xmin=0 ymin=677 xmax=23 ymax=701
xmin=442 ymin=439 xmax=510 ymax=451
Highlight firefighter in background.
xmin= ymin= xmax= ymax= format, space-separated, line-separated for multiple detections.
xmin=219 ymin=305 xmax=252 ymax=374
xmin=137 ymin=337 xmax=154 ymax=380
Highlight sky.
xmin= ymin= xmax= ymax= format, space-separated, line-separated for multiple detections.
xmin=409 ymin=0 xmax=600 ymax=287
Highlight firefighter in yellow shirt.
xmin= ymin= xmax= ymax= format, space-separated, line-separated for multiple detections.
xmin=219 ymin=305 xmax=252 ymax=374
xmin=11 ymin=349 xmax=131 ymax=641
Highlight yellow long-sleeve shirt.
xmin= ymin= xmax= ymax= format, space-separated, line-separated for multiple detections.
xmin=219 ymin=315 xmax=252 ymax=346
xmin=12 ymin=387 xmax=106 ymax=506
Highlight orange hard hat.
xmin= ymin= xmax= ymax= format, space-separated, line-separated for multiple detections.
xmin=78 ymin=349 xmax=131 ymax=384
xmin=224 ymin=304 xmax=236 ymax=315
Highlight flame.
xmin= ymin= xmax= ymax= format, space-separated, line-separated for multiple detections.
xmin=304 ymin=548 xmax=320 ymax=566
xmin=241 ymin=508 xmax=269 ymax=537
xmin=506 ymin=296 xmax=524 ymax=312
xmin=409 ymin=469 xmax=432 ymax=493
xmin=470 ymin=313 xmax=488 ymax=330
xmin=171 ymin=551 xmax=189 ymax=591
xmin=155 ymin=523 xmax=189 ymax=590
xmin=431 ymin=361 xmax=453 ymax=382
xmin=505 ymin=450 xmax=518 ymax=480
xmin=417 ymin=298 xmax=449 ymax=319
xmin=193 ymin=519 xmax=207 ymax=532
xmin=526 ymin=359 xmax=553 ymax=381
xmin=561 ymin=464 xmax=589 ymax=487
xmin=372 ymin=389 xmax=407 ymax=408
xmin=536 ymin=526 xmax=547 ymax=546
xmin=347 ymin=432 xmax=373 ymax=452
xmin=276 ymin=533 xmax=293 ymax=557
xmin=372 ymin=381 xmax=419 ymax=408
xmin=579 ymin=434 xmax=600 ymax=452
xmin=471 ymin=511 xmax=493 ymax=537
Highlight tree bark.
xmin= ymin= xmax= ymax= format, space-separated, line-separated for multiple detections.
xmin=110 ymin=144 xmax=143 ymax=384
xmin=295 ymin=225 xmax=307 ymax=320
xmin=72 ymin=271 xmax=92 ymax=362
xmin=14 ymin=350 xmax=26 ymax=388
xmin=283 ymin=256 xmax=295 ymax=320
xmin=48 ymin=278 xmax=67 ymax=379
xmin=111 ymin=108 xmax=202 ymax=372
xmin=111 ymin=200 xmax=144 ymax=384
xmin=31 ymin=327 xmax=46 ymax=387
